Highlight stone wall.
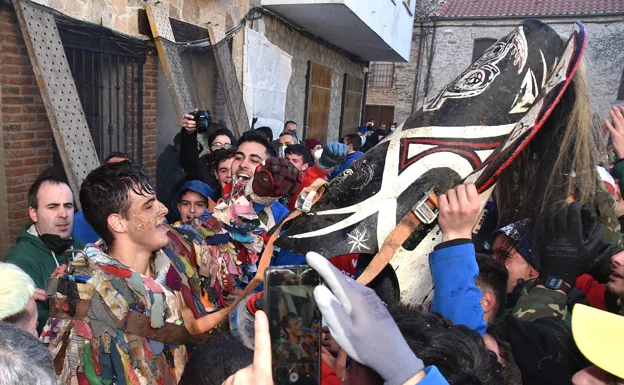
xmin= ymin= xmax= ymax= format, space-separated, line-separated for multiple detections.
xmin=251 ymin=16 xmax=368 ymax=141
xmin=0 ymin=2 xmax=158 ymax=253
xmin=31 ymin=0 xmax=246 ymax=38
xmin=390 ymin=18 xmax=624 ymax=123
xmin=369 ymin=17 xmax=624 ymax=124
xmin=32 ymin=0 xmax=249 ymax=91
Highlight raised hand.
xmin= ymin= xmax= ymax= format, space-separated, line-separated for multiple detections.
xmin=438 ymin=183 xmax=481 ymax=242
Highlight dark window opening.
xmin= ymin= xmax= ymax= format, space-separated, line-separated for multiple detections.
xmin=472 ymin=38 xmax=497 ymax=62
xmin=54 ymin=15 xmax=148 ymax=168
xmin=617 ymin=67 xmax=624 ymax=101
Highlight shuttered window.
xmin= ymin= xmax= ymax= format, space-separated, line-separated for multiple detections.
xmin=304 ymin=61 xmax=332 ymax=142
xmin=340 ymin=74 xmax=364 ymax=138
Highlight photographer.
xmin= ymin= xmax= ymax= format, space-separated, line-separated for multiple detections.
xmin=180 ymin=109 xmax=237 ymax=190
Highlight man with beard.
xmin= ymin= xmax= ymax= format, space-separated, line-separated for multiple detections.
xmin=4 ymin=176 xmax=83 ymax=333
xmin=575 ymin=249 xmax=624 ymax=314
xmin=41 ymin=161 xmax=210 ymax=384
xmin=606 ymin=250 xmax=624 ymax=311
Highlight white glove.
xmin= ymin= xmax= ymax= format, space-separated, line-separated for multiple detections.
xmin=306 ymin=252 xmax=424 ymax=385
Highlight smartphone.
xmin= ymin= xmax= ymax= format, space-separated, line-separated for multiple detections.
xmin=265 ymin=265 xmax=322 ymax=385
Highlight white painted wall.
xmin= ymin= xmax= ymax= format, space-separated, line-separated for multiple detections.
xmin=262 ymin=0 xmax=415 ymax=61
xmin=344 ymin=0 xmax=415 ymax=61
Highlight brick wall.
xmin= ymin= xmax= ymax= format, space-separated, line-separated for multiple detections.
xmin=142 ymin=53 xmax=158 ymax=183
xmin=0 ymin=2 xmax=54 ymax=250
xmin=0 ymin=3 xmax=159 ymax=254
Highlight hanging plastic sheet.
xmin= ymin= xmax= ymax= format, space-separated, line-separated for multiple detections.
xmin=243 ymin=27 xmax=293 ymax=138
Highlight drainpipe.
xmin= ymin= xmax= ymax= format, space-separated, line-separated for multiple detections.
xmin=423 ymin=17 xmax=437 ymax=99
xmin=412 ymin=21 xmax=425 ymax=113
xmin=361 ymin=65 xmax=370 ymax=126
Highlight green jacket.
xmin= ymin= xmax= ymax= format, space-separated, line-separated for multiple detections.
xmin=511 ymin=283 xmax=569 ymax=323
xmin=3 ymin=223 xmax=84 ymax=333
xmin=610 ymin=159 xmax=624 ymax=193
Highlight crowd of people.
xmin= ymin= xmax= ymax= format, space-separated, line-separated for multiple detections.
xmin=0 ymin=103 xmax=622 ymax=385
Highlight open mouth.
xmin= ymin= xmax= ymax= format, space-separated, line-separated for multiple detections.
xmin=235 ymin=172 xmax=251 ymax=185
xmin=610 ymin=268 xmax=624 ymax=281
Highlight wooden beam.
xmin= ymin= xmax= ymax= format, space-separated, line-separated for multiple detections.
xmin=206 ymin=24 xmax=250 ymax=138
xmin=11 ymin=0 xmax=100 ymax=207
xmin=145 ymin=5 xmax=195 ymax=122
xmin=138 ymin=9 xmax=209 ymax=42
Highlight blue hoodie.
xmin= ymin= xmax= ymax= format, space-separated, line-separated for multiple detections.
xmin=329 ymin=152 xmax=364 ymax=179
xmin=429 ymin=240 xmax=487 ymax=336
xmin=419 ymin=366 xmax=451 ymax=385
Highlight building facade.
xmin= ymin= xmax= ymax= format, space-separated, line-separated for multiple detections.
xmin=0 ymin=0 xmax=414 ymax=254
xmin=366 ymin=0 xmax=624 ymax=127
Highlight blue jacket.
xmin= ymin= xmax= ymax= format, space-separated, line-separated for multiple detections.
xmin=419 ymin=366 xmax=450 ymax=385
xmin=329 ymin=152 xmax=364 ymax=179
xmin=429 ymin=240 xmax=487 ymax=336
xmin=73 ymin=211 xmax=100 ymax=244
xmin=252 ymin=201 xmax=306 ymax=266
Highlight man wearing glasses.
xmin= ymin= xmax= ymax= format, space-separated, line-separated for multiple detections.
xmin=179 ymin=112 xmax=237 ymax=191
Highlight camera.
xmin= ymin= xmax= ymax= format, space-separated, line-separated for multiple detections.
xmin=191 ymin=109 xmax=212 ymax=134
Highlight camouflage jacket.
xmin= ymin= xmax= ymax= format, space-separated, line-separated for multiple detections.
xmin=509 ymin=281 xmax=569 ymax=323
xmin=593 ymin=178 xmax=623 ymax=280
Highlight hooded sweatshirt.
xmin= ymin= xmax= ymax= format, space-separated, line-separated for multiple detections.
xmin=4 ymin=223 xmax=84 ymax=332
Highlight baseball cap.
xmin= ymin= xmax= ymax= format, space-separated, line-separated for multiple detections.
xmin=181 ymin=180 xmax=214 ymax=201
xmin=596 ymin=165 xmax=616 ymax=196
xmin=572 ymin=304 xmax=624 ymax=379
xmin=0 ymin=263 xmax=35 ymax=320
xmin=493 ymin=219 xmax=541 ymax=270
xmin=357 ymin=126 xmax=367 ymax=135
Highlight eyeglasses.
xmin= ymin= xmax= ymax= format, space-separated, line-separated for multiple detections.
xmin=278 ymin=142 xmax=293 ymax=147
xmin=212 ymin=142 xmax=232 ymax=150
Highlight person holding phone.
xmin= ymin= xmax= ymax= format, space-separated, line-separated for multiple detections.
xmin=224 ymin=256 xmax=457 ymax=385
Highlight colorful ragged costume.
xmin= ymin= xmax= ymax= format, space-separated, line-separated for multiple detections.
xmin=40 ymin=243 xmax=212 ymax=385
xmin=171 ymin=195 xmax=266 ymax=311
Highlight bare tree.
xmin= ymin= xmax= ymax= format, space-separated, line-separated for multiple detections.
xmin=415 ymin=0 xmax=446 ymax=21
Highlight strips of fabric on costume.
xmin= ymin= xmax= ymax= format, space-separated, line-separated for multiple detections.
xmin=275 ymin=20 xmax=586 ymax=263
xmin=39 ymin=244 xmax=208 ymax=385
xmin=171 ymin=201 xmax=265 ymax=311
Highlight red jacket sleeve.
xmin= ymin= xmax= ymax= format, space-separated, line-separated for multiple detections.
xmin=288 ymin=164 xmax=328 ymax=210
xmin=574 ymin=274 xmax=607 ymax=311
xmin=321 ymin=359 xmax=343 ymax=385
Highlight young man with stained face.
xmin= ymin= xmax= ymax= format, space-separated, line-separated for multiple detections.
xmin=41 ymin=161 xmax=210 ymax=384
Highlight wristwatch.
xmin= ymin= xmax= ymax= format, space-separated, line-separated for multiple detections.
xmin=537 ymin=276 xmax=572 ymax=294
